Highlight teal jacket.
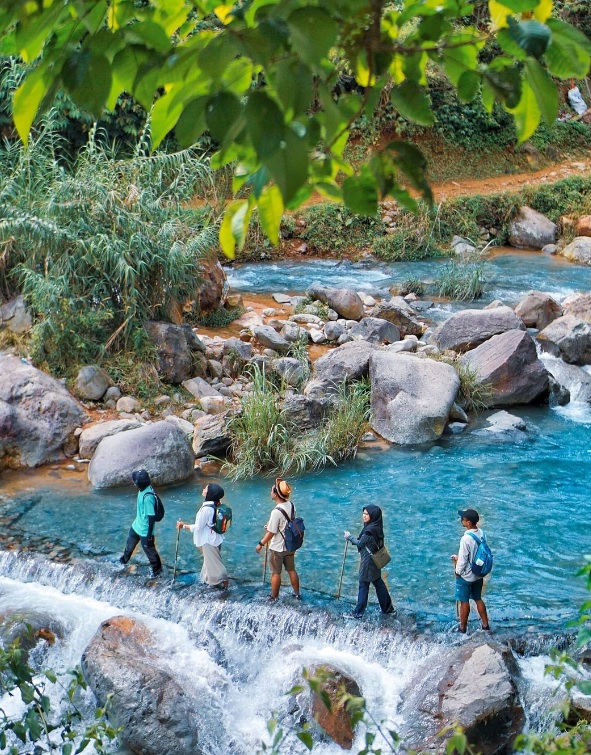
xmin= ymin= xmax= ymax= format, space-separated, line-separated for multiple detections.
xmin=132 ymin=486 xmax=157 ymax=537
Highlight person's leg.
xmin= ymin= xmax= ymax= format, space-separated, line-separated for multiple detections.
xmin=284 ymin=553 xmax=300 ymax=597
xmin=373 ymin=577 xmax=394 ymax=613
xmin=120 ymin=528 xmax=140 ymax=563
xmin=270 ymin=574 xmax=281 ymax=598
xmin=353 ymin=580 xmax=370 ymax=616
xmin=475 ymin=600 xmax=489 ymax=629
xmin=458 ymin=601 xmax=470 ymax=632
xmin=269 ymin=551 xmax=283 ymax=599
xmin=140 ymin=535 xmax=162 ymax=574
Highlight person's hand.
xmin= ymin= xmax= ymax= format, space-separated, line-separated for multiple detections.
xmin=344 ymin=531 xmax=351 ymax=539
xmin=177 ymin=520 xmax=183 ymax=530
xmin=256 ymin=544 xmax=262 ymax=553
xmin=451 ymin=555 xmax=458 ymax=562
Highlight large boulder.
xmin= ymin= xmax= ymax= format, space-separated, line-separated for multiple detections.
xmin=81 ymin=616 xmax=205 ymax=755
xmin=88 ymin=421 xmax=194 ymax=488
xmin=0 ymin=296 xmax=32 ymax=333
xmin=508 ymin=206 xmax=557 ymax=249
xmin=304 ymin=341 xmax=376 ymax=398
xmin=0 ymin=354 xmax=87 ymax=471
xmin=144 ymin=321 xmax=206 ymax=384
xmin=370 ymin=297 xmax=424 ymax=337
xmin=281 ymin=394 xmax=336 ymax=430
xmin=537 ymin=315 xmax=591 ymax=365
xmin=369 ymin=352 xmax=460 ymax=444
xmin=349 ymin=317 xmax=400 ymax=345
xmin=300 ymin=664 xmax=361 ymax=750
xmin=273 ymin=357 xmax=307 ymax=386
xmin=562 ymin=292 xmax=591 ymax=323
xmin=560 ymin=236 xmax=591 ymax=265
xmin=401 ymin=642 xmax=524 ymax=755
xmin=430 ymin=307 xmax=524 ymax=353
xmin=462 ymin=330 xmax=549 ymax=406
xmin=75 ymin=365 xmax=111 ymax=401
xmin=192 ymin=413 xmax=231 ymax=457
xmin=193 ymin=255 xmax=228 ymax=316
xmin=79 ymin=419 xmax=142 ymax=460
xmin=514 ymin=291 xmax=562 ymax=330
xmin=307 ymin=284 xmax=364 ymax=320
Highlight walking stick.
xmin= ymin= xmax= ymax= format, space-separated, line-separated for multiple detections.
xmin=262 ymin=544 xmax=268 ymax=585
xmin=172 ymin=524 xmax=181 ymax=583
xmin=336 ymin=540 xmax=349 ymax=599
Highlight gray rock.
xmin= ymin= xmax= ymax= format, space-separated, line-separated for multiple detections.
xmin=182 ymin=376 xmax=221 ymax=400
xmin=304 ymin=341 xmax=376 ymax=398
xmin=0 ymin=296 xmax=32 ymax=333
xmin=508 ymin=206 xmax=557 ymax=249
xmin=192 ymin=413 xmax=230 ymax=457
xmin=537 ymin=315 xmax=591 ymax=365
xmin=116 ymin=396 xmax=141 ymax=413
xmin=431 ymin=306 xmax=525 ymax=353
xmin=445 ymin=422 xmax=467 ymax=434
xmin=450 ymin=402 xmax=469 ymax=422
xmin=208 ymin=359 xmax=223 ymax=379
xmin=88 ymin=421 xmax=194 ymax=488
xmin=349 ymin=317 xmax=400 ymax=344
xmin=370 ymin=297 xmax=424 ymax=337
xmin=540 ymin=353 xmax=591 ymax=402
xmin=561 ymin=236 xmax=591 ymax=265
xmin=281 ymin=394 xmax=336 ymax=430
xmin=199 ymin=395 xmax=227 ymax=414
xmin=310 ymin=328 xmax=327 ymax=344
xmin=164 ymin=415 xmax=195 ymax=436
xmin=307 ymin=284 xmax=364 ymax=320
xmin=75 ymin=365 xmax=111 ymax=401
xmin=79 ymin=419 xmax=142 ymax=459
xmin=324 ymin=321 xmax=345 ymax=341
xmin=387 ymin=339 xmax=416 ymax=354
xmin=562 ymin=292 xmax=591 ymax=323
xmin=81 ymin=617 xmax=205 ymax=755
xmin=337 ymin=333 xmax=353 ymax=344
xmin=514 ymin=290 xmax=562 ymax=330
xmin=290 ymin=313 xmax=324 ymax=325
xmin=272 ymin=293 xmax=292 ymax=304
xmin=0 ymin=355 xmax=87 ymax=471
xmin=252 ymin=325 xmax=290 ymax=353
xmin=462 ymin=329 xmax=549 ymax=406
xmin=104 ymin=386 xmax=122 ymax=402
xmin=234 ymin=310 xmax=263 ymax=329
xmin=274 ymin=357 xmax=307 ymax=386
xmin=369 ymin=352 xmax=460 ymax=444
xmin=281 ymin=322 xmax=309 ymax=343
xmin=542 ymin=243 xmax=557 ymax=255
xmin=473 ymin=410 xmax=528 ymax=442
xmin=144 ymin=321 xmax=205 ymax=384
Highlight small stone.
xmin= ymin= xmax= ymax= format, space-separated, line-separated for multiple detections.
xmin=273 ymin=293 xmax=292 ymax=304
xmin=154 ymin=395 xmax=171 ymax=406
xmin=116 ymin=396 xmax=141 ymax=413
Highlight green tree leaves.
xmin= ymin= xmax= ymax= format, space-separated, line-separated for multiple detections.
xmin=2 ymin=0 xmax=590 ymax=254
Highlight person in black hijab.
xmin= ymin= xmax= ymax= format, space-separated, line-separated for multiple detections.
xmin=344 ymin=505 xmax=394 ymax=618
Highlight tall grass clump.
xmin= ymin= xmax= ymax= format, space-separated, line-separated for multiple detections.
xmin=435 ymin=258 xmax=488 ymax=301
xmin=0 ymin=119 xmax=218 ymax=374
xmin=224 ymin=369 xmax=370 ymax=479
xmin=224 ymin=366 xmax=290 ymax=479
xmin=371 ymin=205 xmax=446 ymax=261
xmin=430 ymin=354 xmax=492 ymax=414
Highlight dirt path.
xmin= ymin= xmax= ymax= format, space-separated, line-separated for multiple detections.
xmin=432 ymin=155 xmax=591 ymax=202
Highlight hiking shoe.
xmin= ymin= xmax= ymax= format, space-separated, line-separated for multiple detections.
xmin=118 ymin=556 xmax=128 ymax=565
xmin=481 ymin=625 xmax=491 ymax=631
xmin=381 ymin=606 xmax=396 ymax=615
xmin=151 ymin=568 xmax=163 ymax=579
xmin=346 ymin=612 xmax=363 ymax=619
xmin=215 ymin=580 xmax=229 ymax=590
xmin=291 ymin=592 xmax=302 ymax=600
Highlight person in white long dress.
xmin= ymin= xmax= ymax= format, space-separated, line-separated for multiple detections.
xmin=177 ymin=483 xmax=229 ymax=589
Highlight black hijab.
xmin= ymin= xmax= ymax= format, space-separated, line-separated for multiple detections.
xmin=204 ymin=483 xmax=225 ymax=503
xmin=359 ymin=504 xmax=384 ymax=544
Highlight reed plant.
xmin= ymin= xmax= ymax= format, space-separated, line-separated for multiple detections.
xmin=0 ymin=121 xmax=218 ymax=374
xmin=429 ymin=354 xmax=492 ymax=414
xmin=435 ymin=258 xmax=488 ymax=301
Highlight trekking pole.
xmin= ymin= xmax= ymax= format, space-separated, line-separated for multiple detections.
xmin=172 ymin=523 xmax=181 ymax=583
xmin=262 ymin=544 xmax=268 ymax=585
xmin=336 ymin=540 xmax=349 ymax=599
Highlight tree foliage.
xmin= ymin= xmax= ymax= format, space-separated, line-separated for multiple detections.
xmin=0 ymin=0 xmax=590 ymax=256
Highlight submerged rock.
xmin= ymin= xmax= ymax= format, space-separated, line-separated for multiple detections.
xmin=82 ymin=616 xmax=205 ymax=755
xmin=473 ymin=410 xmax=529 ymax=442
xmin=540 ymin=353 xmax=591 ymax=403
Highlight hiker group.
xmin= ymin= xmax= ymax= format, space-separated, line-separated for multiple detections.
xmin=121 ymin=469 xmax=493 ymax=631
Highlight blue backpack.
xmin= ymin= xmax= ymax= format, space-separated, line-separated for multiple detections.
xmin=467 ymin=531 xmax=493 ymax=577
xmin=277 ymin=504 xmax=305 ymax=552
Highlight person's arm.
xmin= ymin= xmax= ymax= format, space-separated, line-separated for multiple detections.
xmin=455 ymin=536 xmax=471 ymax=577
xmin=256 ymin=512 xmax=278 ymax=553
xmin=144 ymin=492 xmax=156 ymax=539
xmin=346 ymin=532 xmax=370 ymax=548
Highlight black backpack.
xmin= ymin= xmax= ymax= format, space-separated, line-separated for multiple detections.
xmin=277 ymin=503 xmax=305 ymax=551
xmin=146 ymin=491 xmax=165 ymax=522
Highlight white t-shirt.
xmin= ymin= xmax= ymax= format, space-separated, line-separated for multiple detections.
xmin=456 ymin=527 xmax=485 ymax=582
xmin=188 ymin=502 xmax=224 ymax=547
xmin=266 ymin=501 xmax=293 ymax=553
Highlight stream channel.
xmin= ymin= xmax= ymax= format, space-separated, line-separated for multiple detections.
xmin=1 ymin=250 xmax=590 ymax=752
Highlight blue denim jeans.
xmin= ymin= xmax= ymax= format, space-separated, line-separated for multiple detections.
xmin=354 ymin=577 xmax=393 ymax=616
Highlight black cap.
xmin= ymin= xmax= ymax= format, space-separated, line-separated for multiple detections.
xmin=458 ymin=508 xmax=479 ymax=524
xmin=132 ymin=469 xmax=151 ymax=489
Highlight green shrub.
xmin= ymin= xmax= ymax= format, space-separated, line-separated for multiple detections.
xmin=193 ymin=305 xmax=245 ymax=328
xmin=300 ymin=203 xmax=385 ymax=256
xmin=435 ymin=259 xmax=488 ymax=301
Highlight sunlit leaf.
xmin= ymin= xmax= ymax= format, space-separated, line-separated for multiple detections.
xmin=507 ymin=78 xmax=540 ymax=142
xmin=257 ymin=185 xmax=284 ymax=245
xmin=390 ymin=80 xmax=434 ymax=125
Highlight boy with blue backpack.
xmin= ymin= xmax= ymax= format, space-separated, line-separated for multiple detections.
xmin=451 ymin=508 xmax=492 ymax=633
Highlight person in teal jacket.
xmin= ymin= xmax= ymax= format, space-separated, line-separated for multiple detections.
xmin=119 ymin=469 xmax=162 ymax=578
